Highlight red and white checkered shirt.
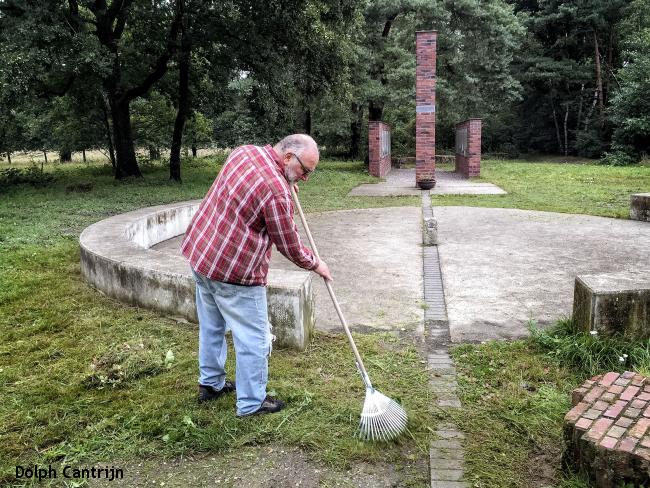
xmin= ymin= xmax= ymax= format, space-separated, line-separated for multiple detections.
xmin=181 ymin=144 xmax=318 ymax=286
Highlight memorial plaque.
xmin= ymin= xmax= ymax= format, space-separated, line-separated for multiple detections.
xmin=380 ymin=126 xmax=391 ymax=159
xmin=455 ymin=127 xmax=468 ymax=157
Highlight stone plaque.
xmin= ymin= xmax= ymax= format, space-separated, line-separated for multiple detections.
xmin=380 ymin=126 xmax=391 ymax=159
xmin=455 ymin=127 xmax=468 ymax=157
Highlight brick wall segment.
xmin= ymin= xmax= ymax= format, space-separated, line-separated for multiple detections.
xmin=454 ymin=119 xmax=481 ymax=178
xmin=368 ymin=121 xmax=392 ymax=178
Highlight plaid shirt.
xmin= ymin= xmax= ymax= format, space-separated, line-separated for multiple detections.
xmin=181 ymin=144 xmax=318 ymax=285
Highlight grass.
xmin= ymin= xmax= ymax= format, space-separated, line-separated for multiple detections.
xmin=450 ymin=319 xmax=650 ymax=487
xmin=0 ymin=157 xmax=427 ymax=486
xmin=432 ymin=159 xmax=650 ymax=218
xmin=3 ymin=154 xmax=649 ymax=486
xmin=449 ymin=339 xmax=588 ymax=487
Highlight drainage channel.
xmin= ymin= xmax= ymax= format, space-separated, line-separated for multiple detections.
xmin=421 ymin=190 xmax=468 ymax=488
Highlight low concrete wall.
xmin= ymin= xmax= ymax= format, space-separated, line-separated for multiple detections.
xmin=630 ymin=193 xmax=650 ymax=222
xmin=573 ymin=271 xmax=650 ymax=339
xmin=80 ymin=201 xmax=315 ymax=350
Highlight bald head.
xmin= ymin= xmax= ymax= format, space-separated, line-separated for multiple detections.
xmin=274 ymin=134 xmax=320 ymax=183
xmin=274 ymin=134 xmax=318 ymax=159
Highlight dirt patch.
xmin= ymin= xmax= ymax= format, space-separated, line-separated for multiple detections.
xmin=526 ymin=447 xmax=561 ymax=488
xmin=90 ymin=444 xmax=429 ymax=487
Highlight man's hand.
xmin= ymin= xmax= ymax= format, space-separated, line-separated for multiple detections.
xmin=314 ymin=259 xmax=333 ymax=281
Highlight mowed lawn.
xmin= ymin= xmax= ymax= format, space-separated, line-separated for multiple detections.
xmin=433 ymin=159 xmax=650 ymax=218
xmin=0 ymin=158 xmax=429 ymax=486
xmin=1 ymin=156 xmax=649 ymax=486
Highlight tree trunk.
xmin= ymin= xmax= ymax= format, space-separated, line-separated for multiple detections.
xmin=584 ymin=88 xmax=598 ymax=131
xmin=349 ymin=103 xmax=362 ymax=159
xmin=43 ymin=150 xmax=48 ymax=164
xmin=551 ymin=98 xmax=562 ymax=154
xmin=149 ymin=147 xmax=161 ymax=160
xmin=605 ymin=29 xmax=614 ymax=105
xmin=593 ymin=31 xmax=604 ymax=125
xmin=577 ymin=84 xmax=584 ymax=133
xmin=82 ymin=149 xmax=86 ymax=163
xmin=564 ymin=103 xmax=569 ymax=156
xmin=109 ymin=97 xmax=142 ymax=179
xmin=100 ymin=96 xmax=116 ymax=173
xmin=59 ymin=150 xmax=72 ymax=162
xmin=302 ymin=106 xmax=312 ymax=135
xmin=6 ymin=152 xmax=11 ymax=164
xmin=170 ymin=5 xmax=191 ymax=183
xmin=368 ymin=101 xmax=383 ymax=122
xmin=191 ymin=144 xmax=197 ymax=157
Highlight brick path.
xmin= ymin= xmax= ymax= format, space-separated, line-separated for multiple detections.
xmin=421 ymin=191 xmax=469 ymax=487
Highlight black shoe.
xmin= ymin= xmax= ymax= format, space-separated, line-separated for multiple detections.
xmin=240 ymin=396 xmax=286 ymax=416
xmin=198 ymin=380 xmax=236 ymax=403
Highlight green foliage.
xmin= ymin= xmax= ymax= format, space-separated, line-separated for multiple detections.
xmin=529 ymin=319 xmax=650 ymax=378
xmin=607 ymin=21 xmax=650 ymax=162
xmin=511 ymin=0 xmax=630 ymax=157
xmin=0 ymin=165 xmax=55 ymax=191
xmin=600 ymin=149 xmax=638 ymax=167
xmin=131 ymin=92 xmax=177 ymax=152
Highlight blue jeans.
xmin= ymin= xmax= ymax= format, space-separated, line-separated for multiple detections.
xmin=192 ymin=270 xmax=271 ymax=416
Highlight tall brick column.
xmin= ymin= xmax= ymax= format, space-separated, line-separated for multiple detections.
xmin=416 ymin=31 xmax=437 ymax=187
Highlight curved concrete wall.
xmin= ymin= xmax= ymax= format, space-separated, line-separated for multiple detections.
xmin=80 ymin=201 xmax=314 ymax=350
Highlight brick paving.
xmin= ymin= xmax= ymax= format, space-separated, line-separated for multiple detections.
xmin=565 ymin=371 xmax=650 ymax=485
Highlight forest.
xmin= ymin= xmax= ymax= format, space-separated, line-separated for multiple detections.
xmin=0 ymin=0 xmax=649 ymax=180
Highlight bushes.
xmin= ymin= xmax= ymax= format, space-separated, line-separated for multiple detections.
xmin=600 ymin=149 xmax=639 ymax=167
xmin=0 ymin=166 xmax=55 ymax=191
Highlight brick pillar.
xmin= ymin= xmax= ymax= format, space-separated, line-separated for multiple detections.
xmin=368 ymin=121 xmax=391 ymax=177
xmin=455 ymin=118 xmax=482 ymax=178
xmin=467 ymin=118 xmax=482 ymax=177
xmin=416 ymin=31 xmax=437 ymax=187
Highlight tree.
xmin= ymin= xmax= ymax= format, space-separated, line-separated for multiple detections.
xmin=509 ymin=0 xmax=629 ymax=157
xmin=0 ymin=0 xmax=183 ymax=178
xmin=606 ymin=0 xmax=650 ymax=163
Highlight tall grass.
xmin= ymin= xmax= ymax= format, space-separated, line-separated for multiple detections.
xmin=528 ymin=319 xmax=650 ymax=377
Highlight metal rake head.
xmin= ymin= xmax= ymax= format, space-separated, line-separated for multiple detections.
xmin=357 ymin=388 xmax=408 ymax=442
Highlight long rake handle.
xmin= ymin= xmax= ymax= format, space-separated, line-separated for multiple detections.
xmin=290 ymin=186 xmax=372 ymax=388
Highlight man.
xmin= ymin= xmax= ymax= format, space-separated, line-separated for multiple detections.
xmin=181 ymin=134 xmax=332 ymax=416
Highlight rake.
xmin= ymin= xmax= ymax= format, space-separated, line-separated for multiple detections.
xmin=290 ymin=186 xmax=408 ymax=442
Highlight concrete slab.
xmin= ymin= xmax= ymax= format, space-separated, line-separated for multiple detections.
xmin=347 ymin=169 xmax=506 ymax=197
xmin=434 ymin=207 xmax=650 ymax=342
xmin=153 ymin=207 xmax=424 ymax=334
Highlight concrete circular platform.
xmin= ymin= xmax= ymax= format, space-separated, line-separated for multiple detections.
xmin=80 ymin=202 xmax=424 ymax=336
xmin=153 ymin=206 xmax=424 ymax=334
xmin=434 ymin=206 xmax=650 ymax=342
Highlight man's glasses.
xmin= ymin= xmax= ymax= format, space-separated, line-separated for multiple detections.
xmin=292 ymin=153 xmax=313 ymax=177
